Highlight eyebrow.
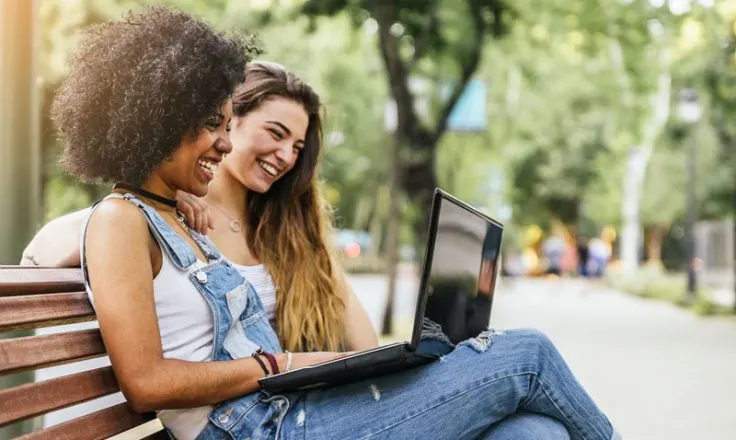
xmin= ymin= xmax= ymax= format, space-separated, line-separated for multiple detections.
xmin=267 ymin=120 xmax=305 ymax=144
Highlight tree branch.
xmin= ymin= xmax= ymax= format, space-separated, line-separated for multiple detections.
xmin=431 ymin=0 xmax=486 ymax=143
xmin=374 ymin=1 xmax=418 ymax=138
xmin=410 ymin=1 xmax=439 ymax=67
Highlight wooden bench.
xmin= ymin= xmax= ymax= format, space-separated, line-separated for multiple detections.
xmin=0 ymin=266 xmax=168 ymax=440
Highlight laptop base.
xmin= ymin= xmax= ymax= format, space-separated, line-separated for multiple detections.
xmin=259 ymin=343 xmax=438 ymax=393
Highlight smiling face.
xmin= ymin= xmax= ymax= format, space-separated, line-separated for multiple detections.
xmin=153 ymin=99 xmax=234 ymax=197
xmin=224 ymin=97 xmax=308 ymax=193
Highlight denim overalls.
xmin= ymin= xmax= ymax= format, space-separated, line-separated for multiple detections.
xmin=82 ymin=194 xmax=619 ymax=440
xmin=82 ymin=194 xmax=294 ymax=439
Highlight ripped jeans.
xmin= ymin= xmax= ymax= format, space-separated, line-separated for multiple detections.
xmin=197 ymin=329 xmax=620 ymax=440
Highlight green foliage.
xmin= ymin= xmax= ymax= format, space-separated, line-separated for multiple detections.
xmin=43 ymin=176 xmax=95 ymax=222
xmin=38 ymin=0 xmax=734 ymax=254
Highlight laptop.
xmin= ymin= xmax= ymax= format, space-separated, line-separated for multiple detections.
xmin=258 ymin=188 xmax=504 ymax=393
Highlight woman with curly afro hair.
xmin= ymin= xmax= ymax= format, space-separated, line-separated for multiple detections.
xmin=54 ymin=6 xmax=255 ymax=188
xmin=29 ymin=7 xmax=620 ymax=440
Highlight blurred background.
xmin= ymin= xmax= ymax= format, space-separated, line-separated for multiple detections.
xmin=1 ymin=0 xmax=735 ymax=439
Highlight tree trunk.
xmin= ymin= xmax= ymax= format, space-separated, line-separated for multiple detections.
xmin=619 ymin=68 xmax=671 ymax=273
xmin=403 ymin=153 xmax=438 ymax=261
xmin=620 ymin=148 xmax=645 ymax=273
xmin=732 ymin=180 xmax=735 ymax=312
xmin=605 ymin=18 xmax=671 ymax=274
xmin=380 ymin=135 xmax=403 ymax=336
xmin=646 ymin=224 xmax=667 ymax=264
xmin=0 ymin=1 xmax=41 ymax=437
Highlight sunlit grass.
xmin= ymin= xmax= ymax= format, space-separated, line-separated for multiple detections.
xmin=605 ymin=265 xmax=733 ymax=316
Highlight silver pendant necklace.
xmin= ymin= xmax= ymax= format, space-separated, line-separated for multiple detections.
xmin=228 ymin=219 xmax=242 ymax=233
xmin=213 ymin=203 xmax=244 ymax=233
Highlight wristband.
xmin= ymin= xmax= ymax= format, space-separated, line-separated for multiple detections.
xmin=251 ymin=352 xmax=269 ymax=376
xmin=285 ymin=351 xmax=293 ymax=373
xmin=260 ymin=350 xmax=280 ymax=375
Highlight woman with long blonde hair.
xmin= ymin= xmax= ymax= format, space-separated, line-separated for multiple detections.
xmin=184 ymin=60 xmax=360 ymax=353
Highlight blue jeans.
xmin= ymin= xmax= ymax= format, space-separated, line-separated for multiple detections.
xmin=196 ymin=329 xmax=619 ymax=439
xmin=483 ymin=412 xmax=570 ymax=439
xmin=282 ymin=329 xmax=617 ymax=440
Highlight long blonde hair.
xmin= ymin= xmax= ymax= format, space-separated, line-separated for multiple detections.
xmin=233 ymin=62 xmax=346 ymax=352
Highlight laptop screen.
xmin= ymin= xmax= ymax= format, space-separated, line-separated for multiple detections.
xmin=414 ymin=191 xmax=504 ymax=347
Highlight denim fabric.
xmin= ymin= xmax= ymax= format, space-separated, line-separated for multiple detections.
xmin=264 ymin=329 xmax=617 ymax=440
xmin=196 ymin=329 xmax=619 ymax=440
xmin=83 ymin=194 xmax=284 ymax=436
xmin=481 ymin=412 xmax=571 ymax=440
xmin=90 ymin=195 xmax=618 ymax=440
xmin=119 ymin=195 xmax=285 ymax=431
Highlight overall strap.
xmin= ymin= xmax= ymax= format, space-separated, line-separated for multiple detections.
xmin=80 ymin=193 xmax=202 ymax=303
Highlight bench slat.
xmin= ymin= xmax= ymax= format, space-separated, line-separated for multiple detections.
xmin=0 ymin=291 xmax=95 ymax=332
xmin=0 ymin=329 xmax=105 ymax=375
xmin=1 ymin=266 xmax=169 ymax=439
xmin=0 ymin=367 xmax=120 ymax=426
xmin=0 ymin=268 xmax=84 ymax=296
xmin=142 ymin=430 xmax=171 ymax=440
xmin=15 ymin=403 xmax=163 ymax=440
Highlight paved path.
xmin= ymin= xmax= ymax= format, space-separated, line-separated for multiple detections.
xmin=349 ymin=275 xmax=736 ymax=440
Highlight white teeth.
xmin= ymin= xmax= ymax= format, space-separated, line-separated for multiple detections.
xmin=198 ymin=159 xmax=218 ymax=175
xmin=258 ymin=160 xmax=277 ymax=176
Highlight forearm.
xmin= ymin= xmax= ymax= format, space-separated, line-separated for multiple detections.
xmin=20 ymin=240 xmax=81 ymax=267
xmin=19 ymin=208 xmax=88 ymax=267
xmin=124 ymin=350 xmax=350 ymax=412
xmin=124 ymin=354 xmax=285 ymax=412
xmin=19 ymin=247 xmax=41 ymax=266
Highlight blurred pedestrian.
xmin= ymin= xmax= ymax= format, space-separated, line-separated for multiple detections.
xmin=576 ymin=236 xmax=590 ymax=277
xmin=543 ymin=235 xmax=566 ymax=276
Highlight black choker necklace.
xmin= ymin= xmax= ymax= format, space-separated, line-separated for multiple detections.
xmin=113 ymin=182 xmax=178 ymax=209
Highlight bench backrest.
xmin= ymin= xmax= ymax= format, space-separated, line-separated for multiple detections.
xmin=0 ymin=266 xmax=168 ymax=440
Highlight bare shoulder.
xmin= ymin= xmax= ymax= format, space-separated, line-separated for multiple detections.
xmin=86 ymin=197 xmax=147 ymax=235
xmin=85 ymin=198 xmax=154 ymax=275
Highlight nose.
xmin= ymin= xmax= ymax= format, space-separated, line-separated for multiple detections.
xmin=273 ymin=143 xmax=295 ymax=167
xmin=215 ymin=134 xmax=233 ymax=156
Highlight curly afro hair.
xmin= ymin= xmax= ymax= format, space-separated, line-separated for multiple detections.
xmin=53 ymin=6 xmax=260 ymax=185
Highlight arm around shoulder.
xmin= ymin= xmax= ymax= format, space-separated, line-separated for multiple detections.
xmin=20 ymin=207 xmax=91 ymax=267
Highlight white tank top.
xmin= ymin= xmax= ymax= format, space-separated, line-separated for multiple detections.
xmin=150 ymin=256 xmax=214 ymax=440
xmin=81 ymin=197 xmax=279 ymax=440
xmin=156 ymin=261 xmax=277 ymax=440
xmin=156 ymin=262 xmax=277 ymax=439
xmin=86 ymin=252 xmax=278 ymax=440
xmin=230 ymin=262 xmax=277 ymax=321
